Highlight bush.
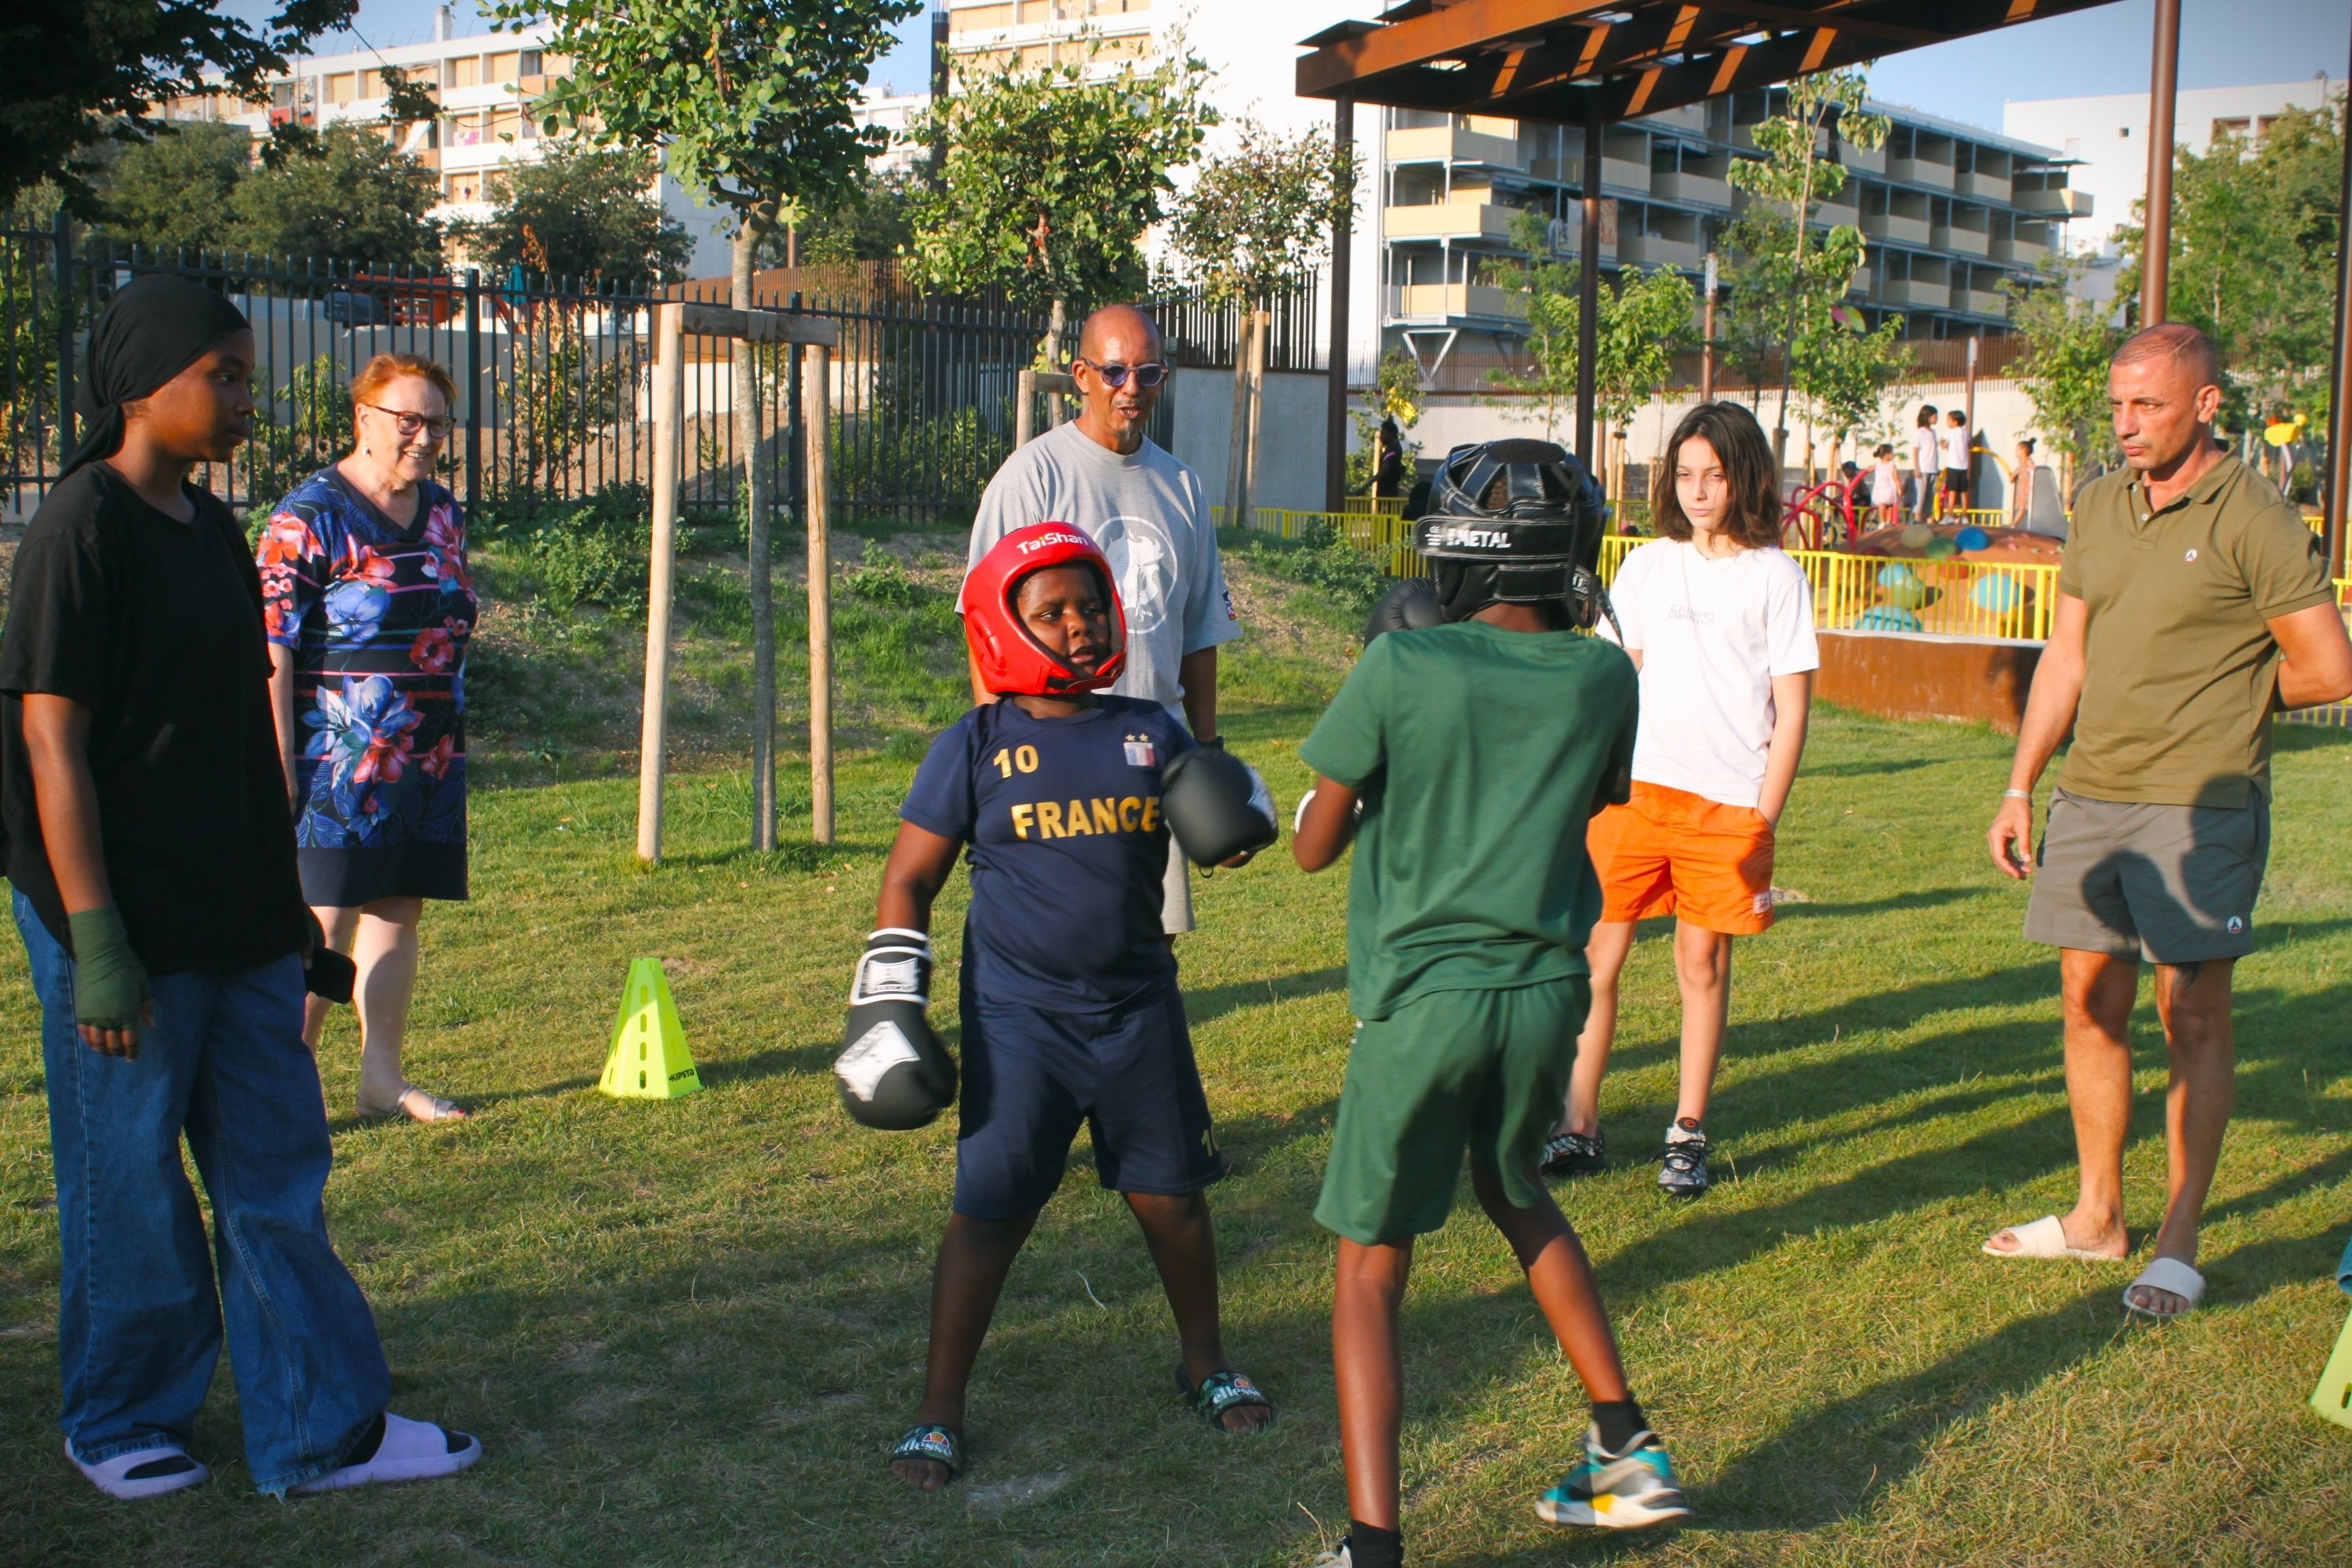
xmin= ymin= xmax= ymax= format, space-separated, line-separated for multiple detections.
xmin=521 ymin=487 xmax=654 ymax=614
xmin=841 ymin=543 xmax=930 ymax=608
xmin=1226 ymin=518 xmax=1388 ymax=614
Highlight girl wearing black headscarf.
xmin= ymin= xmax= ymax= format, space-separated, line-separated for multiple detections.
xmin=0 ymin=274 xmax=482 ymax=1500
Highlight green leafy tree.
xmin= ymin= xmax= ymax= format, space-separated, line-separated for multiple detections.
xmin=92 ymin=119 xmax=252 ymax=255
xmin=2004 ymin=256 xmax=2125 ymax=499
xmin=1724 ymin=69 xmax=1889 ymax=461
xmin=1 ymin=0 xmax=354 ymax=215
xmin=905 ymin=41 xmax=1218 ymax=324
xmin=1347 ymin=348 xmax=1424 ymax=497
xmin=227 ymin=120 xmax=440 ymax=268
xmin=488 ymin=0 xmax=917 ymax=849
xmin=2117 ymin=95 xmax=2345 ymax=434
xmin=457 ymin=143 xmax=693 ymax=284
xmin=790 ymin=165 xmax=920 ymax=265
xmin=1480 ymin=211 xmax=1584 ymax=440
xmin=1793 ymin=303 xmax=1912 ymax=468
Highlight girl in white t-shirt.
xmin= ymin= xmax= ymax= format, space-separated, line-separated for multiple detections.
xmin=1868 ymin=442 xmax=1903 ymax=529
xmin=1541 ymin=402 xmax=1818 ymax=1198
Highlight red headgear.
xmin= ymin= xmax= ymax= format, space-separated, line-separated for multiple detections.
xmin=963 ymin=523 xmax=1128 ymax=696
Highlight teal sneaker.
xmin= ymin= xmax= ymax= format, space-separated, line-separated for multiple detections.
xmin=1537 ymin=1425 xmax=1691 ymax=1529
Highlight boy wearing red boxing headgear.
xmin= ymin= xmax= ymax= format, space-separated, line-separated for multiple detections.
xmin=870 ymin=525 xmax=1271 ymax=1492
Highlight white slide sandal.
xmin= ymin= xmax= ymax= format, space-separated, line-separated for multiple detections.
xmin=1982 ymin=1215 xmax=2113 ymax=1261
xmin=291 ymin=1413 xmax=482 ymax=1493
xmin=2123 ymin=1256 xmax=2206 ymax=1320
xmin=68 ymin=1439 xmax=210 ymax=1499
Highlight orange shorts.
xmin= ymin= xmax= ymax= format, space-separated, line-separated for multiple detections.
xmin=1588 ymin=781 xmax=1777 ymax=935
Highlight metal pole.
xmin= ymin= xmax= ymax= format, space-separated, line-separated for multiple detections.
xmin=636 ymin=303 xmax=685 ymax=864
xmin=463 ymin=267 xmax=482 ymax=513
xmin=1224 ymin=314 xmax=1252 ymax=527
xmin=2141 ymin=0 xmax=2182 ymax=326
xmin=1700 ymin=251 xmax=1717 ymax=405
xmin=804 ymin=343 xmax=835 ymax=844
xmin=1575 ymin=91 xmax=1603 ymax=467
xmin=1326 ymin=95 xmax=1355 ymax=511
xmin=2327 ymin=31 xmax=2352 ymax=579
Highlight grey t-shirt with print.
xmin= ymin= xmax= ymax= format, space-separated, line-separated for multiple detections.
xmin=963 ymin=421 xmax=1241 ymax=710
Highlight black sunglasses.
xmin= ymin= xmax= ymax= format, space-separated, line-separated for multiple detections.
xmin=1074 ymin=357 xmax=1171 ymax=389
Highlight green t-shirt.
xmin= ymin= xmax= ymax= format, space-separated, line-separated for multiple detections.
xmin=1298 ymin=621 xmax=1638 ymax=1022
xmin=2057 ymin=452 xmax=2334 ymax=808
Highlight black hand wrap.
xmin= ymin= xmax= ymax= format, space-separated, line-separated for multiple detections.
xmin=836 ymin=929 xmax=957 ymax=1130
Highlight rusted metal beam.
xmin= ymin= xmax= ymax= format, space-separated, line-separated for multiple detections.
xmin=1296 ymin=0 xmax=1620 ymax=97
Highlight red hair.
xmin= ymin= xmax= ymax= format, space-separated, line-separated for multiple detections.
xmin=348 ymin=353 xmax=457 ymax=433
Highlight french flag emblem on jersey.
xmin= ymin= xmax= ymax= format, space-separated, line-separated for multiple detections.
xmin=1124 ymin=735 xmax=1156 ymax=768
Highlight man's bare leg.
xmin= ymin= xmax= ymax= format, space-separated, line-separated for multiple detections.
xmin=1984 ymin=948 xmax=2137 ymax=1258
xmin=2131 ymin=959 xmax=2236 ymax=1314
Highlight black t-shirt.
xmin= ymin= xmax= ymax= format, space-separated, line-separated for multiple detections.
xmin=0 ymin=464 xmax=306 ymax=974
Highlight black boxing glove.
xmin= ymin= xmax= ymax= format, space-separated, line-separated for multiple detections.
xmin=835 ymin=929 xmax=957 ymax=1130
xmin=1161 ymin=745 xmax=1280 ymax=866
xmin=1363 ymin=577 xmax=1444 ymax=644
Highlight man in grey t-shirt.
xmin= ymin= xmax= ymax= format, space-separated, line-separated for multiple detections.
xmin=962 ymin=303 xmax=1241 ymax=932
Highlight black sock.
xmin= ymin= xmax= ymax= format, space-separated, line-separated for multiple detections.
xmin=1592 ymin=1399 xmax=1648 ymax=1454
xmin=1344 ymin=1521 xmax=1403 ymax=1568
xmin=339 ymin=1411 xmax=387 ymax=1467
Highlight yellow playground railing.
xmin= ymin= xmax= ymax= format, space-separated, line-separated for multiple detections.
xmin=1599 ymin=536 xmax=2057 ymax=638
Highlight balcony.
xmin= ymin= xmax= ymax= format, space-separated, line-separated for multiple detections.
xmin=1639 ymin=103 xmax=1708 ymax=135
xmin=1387 ymin=122 xmax=1522 ymax=169
xmin=1931 ymin=224 xmax=1991 ymax=258
xmin=1849 ymin=265 xmax=1874 ymax=296
xmin=1989 ymin=235 xmax=2051 ymax=265
xmin=1953 ymin=169 xmax=2011 ymax=203
xmin=1616 ymin=233 xmax=1703 ymax=270
xmin=1886 ymin=155 xmax=1955 ymax=191
xmin=1861 ymin=211 xmax=1932 ymax=247
xmin=2016 ymin=186 xmax=2095 ymax=218
xmin=1602 ymin=157 xmax=1651 ymax=196
xmin=1384 ymin=201 xmax=1522 ymax=242
xmin=1390 ymin=283 xmax=1526 ymax=321
xmin=1882 ymin=277 xmax=1950 ymax=308
xmin=1837 ymin=140 xmax=1886 ymax=175
xmin=1956 ymin=288 xmax=2008 ymax=317
xmin=1650 ymin=171 xmax=1731 ymax=210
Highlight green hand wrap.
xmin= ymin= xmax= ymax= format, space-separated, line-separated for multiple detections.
xmin=67 ymin=906 xmax=150 ymax=1031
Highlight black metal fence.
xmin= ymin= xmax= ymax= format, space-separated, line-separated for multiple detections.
xmin=1 ymin=216 xmax=1322 ymax=531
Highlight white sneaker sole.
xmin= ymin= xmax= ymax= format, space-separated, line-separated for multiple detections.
xmin=1537 ymin=1490 xmax=1692 ymax=1529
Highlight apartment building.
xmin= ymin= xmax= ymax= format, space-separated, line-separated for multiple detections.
xmin=1380 ymin=93 xmax=2086 ymax=370
xmin=2004 ymin=76 xmax=2339 ymax=254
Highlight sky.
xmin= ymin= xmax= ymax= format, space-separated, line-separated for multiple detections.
xmin=271 ymin=0 xmax=2348 ymax=133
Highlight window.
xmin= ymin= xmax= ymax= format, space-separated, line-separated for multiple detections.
xmin=328 ymin=73 xmax=357 ymax=103
xmin=451 ymin=54 xmax=482 ymax=88
xmin=444 ymin=172 xmax=482 ymax=202
xmin=519 ymin=49 xmax=542 ymax=76
xmin=2211 ymin=116 xmax=2251 ymax=140
xmin=489 ymin=51 xmax=521 ymax=83
xmin=2117 ymin=125 xmax=2130 ymax=137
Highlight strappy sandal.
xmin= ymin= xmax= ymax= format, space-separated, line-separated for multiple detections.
xmin=357 ymin=1085 xmax=469 ymax=1123
xmin=1175 ymin=1364 xmax=1274 ymax=1433
xmin=889 ymin=1422 xmax=964 ymax=1486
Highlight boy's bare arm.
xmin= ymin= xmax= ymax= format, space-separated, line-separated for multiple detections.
xmin=1292 ymin=776 xmax=1360 ymax=872
xmin=876 ymin=821 xmax=964 ymax=932
xmin=1755 ymin=670 xmax=1813 ymax=829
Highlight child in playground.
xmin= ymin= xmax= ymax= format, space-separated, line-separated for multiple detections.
xmin=872 ymin=524 xmax=1271 ymax=1492
xmin=1294 ymin=439 xmax=1686 ymax=1567
xmin=1541 ymin=402 xmax=1818 ymax=1198
xmin=1869 ymin=442 xmax=1903 ymax=529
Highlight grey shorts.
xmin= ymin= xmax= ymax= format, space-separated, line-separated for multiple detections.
xmin=2023 ymin=787 xmax=2270 ymax=963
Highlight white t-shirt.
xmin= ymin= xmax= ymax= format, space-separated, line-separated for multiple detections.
xmin=1869 ymin=459 xmax=1902 ymax=507
xmin=962 ymin=421 xmax=1241 ymax=710
xmin=1602 ymin=538 xmax=1820 ymax=808
xmin=1937 ymin=424 xmax=1971 ymax=472
xmin=1911 ymin=426 xmax=1940 ymax=479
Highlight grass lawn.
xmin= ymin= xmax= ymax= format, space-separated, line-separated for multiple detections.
xmin=5 ymin=529 xmax=2352 ymax=1565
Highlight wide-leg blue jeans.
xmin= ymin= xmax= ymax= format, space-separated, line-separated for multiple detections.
xmin=17 ymin=889 xmax=389 ymax=1493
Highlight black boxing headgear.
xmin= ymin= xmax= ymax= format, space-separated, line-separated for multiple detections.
xmin=1414 ymin=440 xmax=1616 ymax=634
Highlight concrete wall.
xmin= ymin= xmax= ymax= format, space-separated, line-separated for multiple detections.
xmin=1167 ymin=368 xmax=1333 ymax=516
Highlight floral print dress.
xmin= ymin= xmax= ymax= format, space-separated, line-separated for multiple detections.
xmin=259 ymin=468 xmax=474 ymax=905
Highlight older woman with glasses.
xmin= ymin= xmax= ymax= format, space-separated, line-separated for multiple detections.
xmin=259 ymin=353 xmax=475 ymax=1123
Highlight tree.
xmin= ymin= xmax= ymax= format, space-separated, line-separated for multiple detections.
xmin=1793 ymin=302 xmax=1912 ymax=470
xmin=2117 ymin=95 xmax=2344 ymax=436
xmin=905 ymin=42 xmax=1218 ymax=322
xmin=1723 ymin=69 xmax=1889 ymax=466
xmin=1485 ymin=208 xmax=1699 ymax=496
xmin=789 ymin=164 xmax=919 ymax=265
xmin=1 ymin=0 xmax=354 ymax=215
xmin=1346 ymin=348 xmax=1424 ymax=497
xmin=456 ymin=143 xmax=693 ymax=284
xmin=2004 ymin=257 xmax=2124 ymax=500
xmin=489 ymin=0 xmax=918 ymax=851
xmin=91 ymin=119 xmax=252 ymax=255
xmin=227 ymin=121 xmax=440 ymax=269
xmin=1169 ymin=118 xmax=1354 ymax=523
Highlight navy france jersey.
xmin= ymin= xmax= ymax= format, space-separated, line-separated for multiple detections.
xmin=902 ymin=695 xmax=1194 ymax=1013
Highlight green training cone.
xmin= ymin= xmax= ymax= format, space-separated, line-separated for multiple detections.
xmin=2310 ymin=1307 xmax=2352 ymax=1431
xmin=598 ymin=958 xmax=704 ymax=1100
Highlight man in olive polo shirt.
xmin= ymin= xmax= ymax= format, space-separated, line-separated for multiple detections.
xmin=1983 ymin=324 xmax=2352 ymax=1318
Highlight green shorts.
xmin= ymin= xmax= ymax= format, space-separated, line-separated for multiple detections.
xmin=1313 ymin=977 xmax=1592 ymax=1247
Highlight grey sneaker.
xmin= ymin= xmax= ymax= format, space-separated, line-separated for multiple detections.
xmin=1658 ymin=1128 xmax=1711 ymax=1198
xmin=1539 ymin=1128 xmax=1608 ymax=1179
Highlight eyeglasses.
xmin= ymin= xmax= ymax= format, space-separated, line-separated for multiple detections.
xmin=1074 ymin=358 xmax=1171 ymax=390
xmin=359 ymin=403 xmax=454 ymax=442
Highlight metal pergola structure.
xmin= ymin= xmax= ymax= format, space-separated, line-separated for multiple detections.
xmin=1298 ymin=0 xmax=2352 ymax=574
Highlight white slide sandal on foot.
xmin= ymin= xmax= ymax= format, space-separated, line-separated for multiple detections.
xmin=1982 ymin=1215 xmax=2112 ymax=1261
xmin=291 ymin=1413 xmax=482 ymax=1493
xmin=2123 ymin=1256 xmax=2206 ymax=1320
xmin=68 ymin=1439 xmax=210 ymax=1499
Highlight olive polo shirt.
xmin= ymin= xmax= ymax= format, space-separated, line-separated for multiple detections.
xmin=2056 ymin=451 xmax=2333 ymax=808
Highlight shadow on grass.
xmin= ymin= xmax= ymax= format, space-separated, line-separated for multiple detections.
xmin=1771 ymin=885 xmax=1986 ymax=920
xmin=1183 ymin=968 xmax=1349 ymax=1028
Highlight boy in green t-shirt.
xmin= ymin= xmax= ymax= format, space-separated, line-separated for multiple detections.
xmin=1292 ymin=441 xmax=1688 ymax=1567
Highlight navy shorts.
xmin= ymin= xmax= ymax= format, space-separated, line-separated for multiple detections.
xmin=953 ymin=982 xmax=1227 ymax=1219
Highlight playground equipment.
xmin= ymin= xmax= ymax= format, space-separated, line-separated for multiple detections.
xmin=1781 ymin=478 xmax=1864 ymax=551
